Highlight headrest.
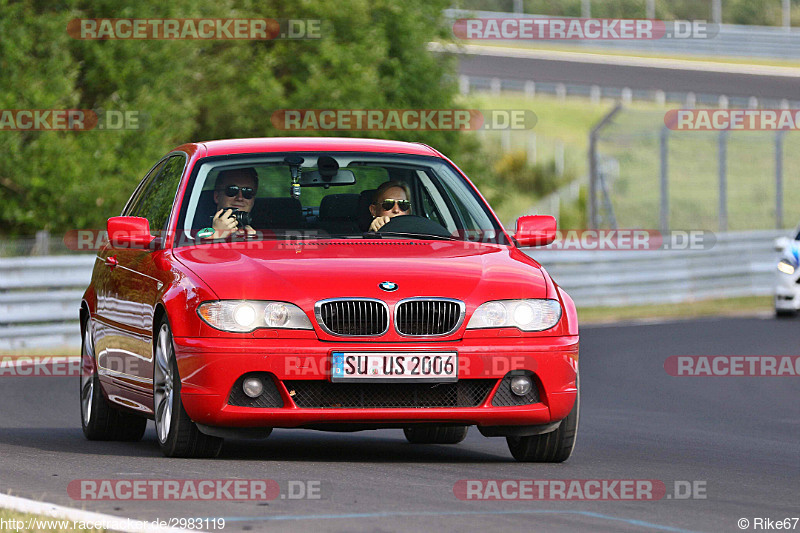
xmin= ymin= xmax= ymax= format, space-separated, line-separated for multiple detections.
xmin=319 ymin=194 xmax=360 ymax=221
xmin=357 ymin=189 xmax=377 ymax=231
xmin=252 ymin=197 xmax=304 ymax=229
xmin=192 ymin=190 xmax=218 ymax=229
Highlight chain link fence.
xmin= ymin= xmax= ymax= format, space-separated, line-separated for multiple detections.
xmin=591 ymin=107 xmax=800 ymax=232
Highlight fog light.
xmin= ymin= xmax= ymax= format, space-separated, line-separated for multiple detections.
xmin=510 ymin=375 xmax=532 ymax=396
xmin=243 ymin=377 xmax=264 ymax=398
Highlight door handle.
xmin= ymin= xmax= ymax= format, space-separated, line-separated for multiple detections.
xmin=104 ymin=255 xmax=118 ymax=268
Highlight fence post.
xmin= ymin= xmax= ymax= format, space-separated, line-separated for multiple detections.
xmin=712 ymin=0 xmax=722 ymax=24
xmin=588 ymin=103 xmax=623 ymax=229
xmin=459 ymin=75 xmax=470 ymax=96
xmin=783 ymin=0 xmax=791 ymax=30
xmin=660 ymin=126 xmax=669 ymax=233
xmin=501 ymin=129 xmax=511 ymax=152
xmin=776 ymin=130 xmax=785 ymax=229
xmin=555 ymin=141 xmax=564 ymax=177
xmin=718 ymin=131 xmax=728 ymax=232
xmin=526 ymin=133 xmax=537 ymax=166
xmin=32 ymin=230 xmax=51 ymax=256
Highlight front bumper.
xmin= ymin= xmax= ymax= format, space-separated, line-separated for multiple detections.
xmin=775 ymin=271 xmax=800 ymax=310
xmin=172 ymin=335 xmax=579 ymax=429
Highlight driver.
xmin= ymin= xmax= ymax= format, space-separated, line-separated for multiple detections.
xmin=368 ymin=180 xmax=411 ymax=231
xmin=201 ymin=168 xmax=258 ymax=239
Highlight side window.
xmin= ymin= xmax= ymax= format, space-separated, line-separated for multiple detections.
xmin=131 ymin=155 xmax=186 ymax=231
xmin=123 ymin=159 xmax=167 ymax=216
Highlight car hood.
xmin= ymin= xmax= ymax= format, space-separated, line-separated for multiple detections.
xmin=172 ymin=240 xmax=549 ymax=308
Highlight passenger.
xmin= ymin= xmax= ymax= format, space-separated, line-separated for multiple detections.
xmin=202 ymin=168 xmax=258 ymax=239
xmin=368 ymin=180 xmax=411 ymax=231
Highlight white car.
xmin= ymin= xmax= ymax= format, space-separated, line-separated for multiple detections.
xmin=774 ymin=229 xmax=800 ymax=316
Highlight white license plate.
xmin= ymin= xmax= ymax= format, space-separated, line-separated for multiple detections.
xmin=330 ymin=352 xmax=458 ymax=382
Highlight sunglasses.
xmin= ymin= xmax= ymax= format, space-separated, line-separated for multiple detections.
xmin=218 ymin=185 xmax=255 ymax=199
xmin=378 ymin=199 xmax=411 ymax=212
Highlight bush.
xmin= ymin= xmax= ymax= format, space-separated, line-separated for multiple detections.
xmin=493 ymin=151 xmax=563 ymax=197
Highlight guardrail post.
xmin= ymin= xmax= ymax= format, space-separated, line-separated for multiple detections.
xmin=660 ymin=126 xmax=669 ymax=233
xmin=588 ymin=103 xmax=623 ymax=229
xmin=718 ymin=130 xmax=728 ymax=232
xmin=776 ymin=130 xmax=785 ymax=228
xmin=783 ymin=0 xmax=791 ymax=30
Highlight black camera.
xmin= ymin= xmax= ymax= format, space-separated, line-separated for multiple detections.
xmin=213 ymin=209 xmax=252 ymax=228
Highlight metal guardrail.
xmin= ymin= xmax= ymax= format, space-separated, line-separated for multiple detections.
xmin=0 ymin=231 xmax=782 ymax=349
xmin=0 ymin=256 xmax=95 ymax=350
xmin=529 ymin=230 xmax=782 ymax=307
xmin=443 ymin=9 xmax=800 ymax=59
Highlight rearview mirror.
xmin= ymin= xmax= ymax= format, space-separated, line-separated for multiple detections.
xmin=299 ymin=169 xmax=356 ymax=186
xmin=107 ymin=216 xmax=156 ymax=249
xmin=514 ymin=215 xmax=557 ymax=247
xmin=775 ymin=236 xmax=790 ymax=252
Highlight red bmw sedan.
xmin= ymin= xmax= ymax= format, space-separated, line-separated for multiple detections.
xmin=79 ymin=137 xmax=579 ymax=461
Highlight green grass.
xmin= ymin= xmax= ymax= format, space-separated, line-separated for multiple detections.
xmin=0 ymin=348 xmax=80 ymax=357
xmin=463 ymin=91 xmax=800 ymax=231
xmin=578 ymin=295 xmax=772 ymax=324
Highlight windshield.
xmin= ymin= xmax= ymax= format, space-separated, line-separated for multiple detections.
xmin=174 ymin=152 xmax=507 ymax=246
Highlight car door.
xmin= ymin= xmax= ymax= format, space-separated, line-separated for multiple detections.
xmin=94 ymin=157 xmax=167 ymax=391
xmin=97 ymin=154 xmax=186 ymax=413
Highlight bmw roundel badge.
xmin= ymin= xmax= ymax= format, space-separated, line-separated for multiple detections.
xmin=379 ymin=281 xmax=398 ymax=292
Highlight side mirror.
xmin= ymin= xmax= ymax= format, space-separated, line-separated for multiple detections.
xmin=107 ymin=216 xmax=156 ymax=249
xmin=775 ymin=236 xmax=790 ymax=252
xmin=514 ymin=215 xmax=557 ymax=247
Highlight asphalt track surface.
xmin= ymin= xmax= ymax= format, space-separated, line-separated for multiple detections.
xmin=456 ymin=49 xmax=800 ymax=100
xmin=1 ymin=316 xmax=797 ymax=532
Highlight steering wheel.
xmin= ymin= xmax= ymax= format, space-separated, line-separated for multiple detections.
xmin=377 ymin=215 xmax=452 ymax=238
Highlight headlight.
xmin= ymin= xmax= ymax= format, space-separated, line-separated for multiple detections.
xmin=778 ymin=260 xmax=795 ymax=275
xmin=466 ymin=299 xmax=562 ymax=332
xmin=197 ymin=301 xmax=313 ymax=332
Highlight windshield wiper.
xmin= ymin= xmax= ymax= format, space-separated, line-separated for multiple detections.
xmin=366 ymin=231 xmax=459 ymax=242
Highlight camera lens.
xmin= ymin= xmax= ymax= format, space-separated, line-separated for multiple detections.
xmin=234 ymin=210 xmax=251 ymax=227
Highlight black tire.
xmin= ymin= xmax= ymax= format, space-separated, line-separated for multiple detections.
xmin=153 ymin=317 xmax=223 ymax=458
xmin=775 ymin=307 xmax=796 ymax=318
xmin=506 ymin=382 xmax=579 ymax=463
xmin=80 ymin=321 xmax=147 ymax=441
xmin=403 ymin=425 xmax=469 ymax=444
